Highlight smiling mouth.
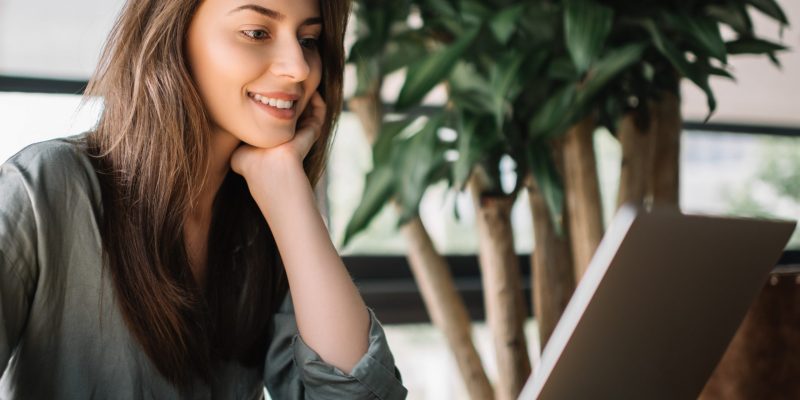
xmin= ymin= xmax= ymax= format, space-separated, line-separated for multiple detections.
xmin=247 ymin=92 xmax=297 ymax=121
xmin=247 ymin=92 xmax=296 ymax=110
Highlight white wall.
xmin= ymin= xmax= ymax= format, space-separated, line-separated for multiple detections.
xmin=0 ymin=0 xmax=125 ymax=79
xmin=681 ymin=1 xmax=800 ymax=127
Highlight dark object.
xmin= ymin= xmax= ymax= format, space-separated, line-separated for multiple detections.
xmin=700 ymin=264 xmax=800 ymax=399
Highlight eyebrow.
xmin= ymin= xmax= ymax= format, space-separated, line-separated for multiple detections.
xmin=228 ymin=4 xmax=323 ymax=26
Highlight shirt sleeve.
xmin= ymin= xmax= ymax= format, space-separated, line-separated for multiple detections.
xmin=0 ymin=161 xmax=38 ymax=374
xmin=263 ymin=293 xmax=408 ymax=400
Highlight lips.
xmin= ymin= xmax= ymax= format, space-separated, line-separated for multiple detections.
xmin=247 ymin=91 xmax=297 ymax=121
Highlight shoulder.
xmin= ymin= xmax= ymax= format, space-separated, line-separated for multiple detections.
xmin=3 ymin=133 xmax=94 ymax=180
xmin=1 ymin=133 xmax=102 ymax=208
xmin=0 ymin=133 xmax=103 ymax=287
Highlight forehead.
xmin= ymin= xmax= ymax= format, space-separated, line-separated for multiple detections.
xmin=221 ymin=0 xmax=320 ymax=20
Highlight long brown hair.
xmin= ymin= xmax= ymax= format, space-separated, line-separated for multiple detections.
xmin=81 ymin=0 xmax=351 ymax=386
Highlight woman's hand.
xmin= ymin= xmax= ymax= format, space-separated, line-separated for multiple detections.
xmin=230 ymin=91 xmax=326 ymax=183
xmin=229 ymin=90 xmax=371 ymax=373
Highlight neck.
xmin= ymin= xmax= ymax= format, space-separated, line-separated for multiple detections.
xmin=183 ymin=128 xmax=241 ymax=289
xmin=190 ymin=129 xmax=241 ymax=221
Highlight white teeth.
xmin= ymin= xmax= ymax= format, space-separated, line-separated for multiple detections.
xmin=250 ymin=92 xmax=294 ymax=109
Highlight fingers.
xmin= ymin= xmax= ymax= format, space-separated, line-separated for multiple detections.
xmin=294 ymin=91 xmax=327 ymax=158
xmin=297 ymin=91 xmax=326 ymax=132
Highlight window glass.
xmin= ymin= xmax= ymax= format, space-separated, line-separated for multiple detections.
xmin=682 ymin=132 xmax=800 ymax=248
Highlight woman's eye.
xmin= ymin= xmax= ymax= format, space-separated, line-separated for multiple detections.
xmin=299 ymin=37 xmax=319 ymax=50
xmin=242 ymin=29 xmax=270 ymax=41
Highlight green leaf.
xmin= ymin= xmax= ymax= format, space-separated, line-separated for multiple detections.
xmin=686 ymin=61 xmax=717 ymax=120
xmin=373 ymin=118 xmax=418 ymax=164
xmin=342 ymin=166 xmax=395 ymax=247
xmin=381 ymin=33 xmax=429 ymax=74
xmin=452 ymin=114 xmax=501 ymax=190
xmin=768 ymin=52 xmax=782 ymax=68
xmin=665 ymin=13 xmax=727 ymax=63
xmin=342 ymin=116 xmax=424 ymax=245
xmin=490 ymin=50 xmax=527 ymax=132
xmin=747 ymin=0 xmax=789 ymax=25
xmin=395 ymin=25 xmax=480 ymax=110
xmin=725 ymin=37 xmax=788 ymax=55
xmin=350 ymin=2 xmax=410 ymax=59
xmin=528 ymin=143 xmax=565 ymax=236
xmin=460 ymin=0 xmax=493 ymax=25
xmin=528 ymin=85 xmax=578 ymax=139
xmin=708 ymin=65 xmax=735 ymax=80
xmin=547 ymin=56 xmax=580 ymax=82
xmin=706 ymin=4 xmax=753 ymax=35
xmin=419 ymin=0 xmax=459 ymax=19
xmin=395 ymin=114 xmax=446 ymax=224
xmin=489 ymin=3 xmax=526 ymax=45
xmin=452 ymin=112 xmax=478 ymax=189
xmin=449 ymin=62 xmax=494 ymax=113
xmin=643 ymin=19 xmax=688 ymax=73
xmin=527 ymin=44 xmax=643 ymax=141
xmin=579 ymin=43 xmax=647 ymax=102
xmin=519 ymin=3 xmax=560 ymax=43
xmin=696 ymin=56 xmax=736 ymax=81
xmin=643 ymin=20 xmax=716 ymax=115
xmin=564 ymin=0 xmax=614 ymax=74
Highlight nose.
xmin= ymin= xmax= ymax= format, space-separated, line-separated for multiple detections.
xmin=269 ymin=36 xmax=311 ymax=82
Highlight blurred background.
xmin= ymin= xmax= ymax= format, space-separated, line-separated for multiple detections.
xmin=1 ymin=0 xmax=798 ymax=399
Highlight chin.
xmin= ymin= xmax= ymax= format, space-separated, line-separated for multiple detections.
xmin=242 ymin=127 xmax=295 ymax=149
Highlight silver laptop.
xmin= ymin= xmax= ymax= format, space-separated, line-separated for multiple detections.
xmin=519 ymin=204 xmax=797 ymax=400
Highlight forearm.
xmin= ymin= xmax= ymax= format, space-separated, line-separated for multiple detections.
xmin=250 ymin=159 xmax=369 ymax=374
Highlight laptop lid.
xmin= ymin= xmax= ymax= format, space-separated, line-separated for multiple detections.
xmin=519 ymin=205 xmax=797 ymax=400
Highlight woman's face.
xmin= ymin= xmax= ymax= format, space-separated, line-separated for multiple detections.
xmin=186 ymin=0 xmax=323 ymax=148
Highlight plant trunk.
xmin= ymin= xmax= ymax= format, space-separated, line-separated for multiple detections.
xmin=526 ymin=167 xmax=576 ymax=348
xmin=699 ymin=268 xmax=800 ymax=399
xmin=401 ymin=217 xmax=495 ymax=400
xmin=349 ymin=92 xmax=493 ymax=399
xmin=469 ymin=173 xmax=531 ymax=400
xmin=617 ymin=91 xmax=681 ymax=211
xmin=348 ymin=91 xmax=383 ymax=144
xmin=347 ymin=95 xmax=383 ymax=144
xmin=616 ymin=102 xmax=657 ymax=210
xmin=650 ymin=90 xmax=681 ymax=207
xmin=561 ymin=115 xmax=604 ymax=283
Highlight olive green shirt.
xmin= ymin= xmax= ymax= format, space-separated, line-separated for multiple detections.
xmin=0 ymin=137 xmax=407 ymax=399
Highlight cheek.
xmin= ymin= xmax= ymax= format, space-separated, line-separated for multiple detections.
xmin=309 ymin=56 xmax=323 ymax=91
xmin=301 ymin=58 xmax=324 ymax=107
xmin=188 ymin=34 xmax=263 ymax=128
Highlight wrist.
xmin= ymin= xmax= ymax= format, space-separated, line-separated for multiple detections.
xmin=245 ymin=159 xmax=315 ymax=216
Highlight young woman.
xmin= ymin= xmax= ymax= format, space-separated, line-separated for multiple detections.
xmin=0 ymin=0 xmax=406 ymax=398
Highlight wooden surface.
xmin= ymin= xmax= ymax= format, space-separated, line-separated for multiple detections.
xmin=700 ymin=267 xmax=800 ymax=399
